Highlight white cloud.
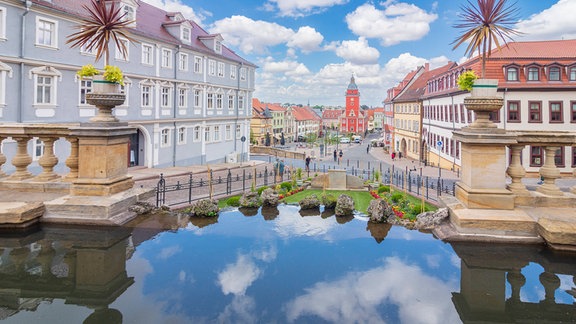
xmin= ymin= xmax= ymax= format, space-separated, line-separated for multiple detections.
xmin=515 ymin=0 xmax=576 ymax=41
xmin=267 ymin=0 xmax=349 ymax=17
xmin=334 ymin=37 xmax=380 ymax=65
xmin=285 ymin=257 xmax=460 ymax=323
xmin=287 ymin=26 xmax=324 ymax=53
xmin=217 ymin=254 xmax=262 ymax=296
xmin=157 ymin=245 xmax=181 ymax=260
xmin=261 ymin=57 xmax=312 ymax=77
xmin=346 ymin=2 xmax=437 ymax=46
xmin=141 ymin=0 xmax=210 ymax=26
xmin=384 ymin=52 xmax=428 ymax=80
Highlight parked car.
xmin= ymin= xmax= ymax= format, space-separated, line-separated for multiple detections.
xmin=296 ymin=135 xmax=306 ymax=142
xmin=340 ymin=137 xmax=350 ymax=143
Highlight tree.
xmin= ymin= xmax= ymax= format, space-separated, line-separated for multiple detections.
xmin=451 ymin=0 xmax=521 ymax=78
xmin=66 ymin=0 xmax=136 ymax=67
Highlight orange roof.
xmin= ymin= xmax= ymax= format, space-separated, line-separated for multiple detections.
xmin=322 ymin=109 xmax=344 ymax=119
xmin=293 ymin=106 xmax=321 ymax=122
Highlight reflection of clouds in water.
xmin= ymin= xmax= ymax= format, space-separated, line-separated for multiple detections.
xmin=157 ymin=245 xmax=182 ymax=260
xmin=218 ymin=254 xmax=261 ymax=296
xmin=253 ymin=244 xmax=277 ymax=262
xmin=450 ymin=253 xmax=461 ymax=268
xmin=285 ymin=257 xmax=460 ymax=324
xmin=217 ymin=295 xmax=257 ymax=324
xmin=425 ymin=254 xmax=441 ymax=269
xmin=273 ymin=205 xmax=337 ymax=238
xmin=178 ymin=270 xmax=196 ymax=284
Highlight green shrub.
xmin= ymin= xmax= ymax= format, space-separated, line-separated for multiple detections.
xmin=226 ymin=196 xmax=241 ymax=207
xmin=257 ymin=186 xmax=267 ymax=195
xmin=390 ymin=192 xmax=405 ymax=203
xmin=280 ymin=182 xmax=292 ymax=192
xmin=377 ymin=185 xmax=390 ymax=194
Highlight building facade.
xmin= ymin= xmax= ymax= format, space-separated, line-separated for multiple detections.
xmin=0 ymin=0 xmax=256 ymax=169
xmin=341 ymin=75 xmax=368 ymax=135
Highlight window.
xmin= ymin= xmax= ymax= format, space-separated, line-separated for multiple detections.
xmin=570 ymin=66 xmax=576 ymax=81
xmin=177 ymin=127 xmax=186 ymax=145
xmin=194 ymin=56 xmax=202 ymax=73
xmin=507 ymin=101 xmax=520 ymax=122
xmin=33 ymin=138 xmax=44 ymax=161
xmin=216 ymin=93 xmax=223 ymax=109
xmin=178 ymin=87 xmax=187 ymax=108
xmin=548 ymin=66 xmax=561 ymax=81
xmin=141 ymin=44 xmax=153 ymax=65
xmin=230 ymin=65 xmax=237 ymax=79
xmin=0 ymin=62 xmax=12 ymax=105
xmin=555 ymin=147 xmax=565 ymax=167
xmin=228 ymin=95 xmax=235 ymax=110
xmin=122 ymin=5 xmax=136 ymax=22
xmin=141 ymin=85 xmax=152 ymax=107
xmin=161 ymin=86 xmax=171 ymax=107
xmin=573 ymin=147 xmax=576 ymax=167
xmin=0 ymin=6 xmax=6 ymax=40
xmin=181 ymin=26 xmax=191 ymax=42
xmin=530 ymin=146 xmax=543 ymax=167
xmin=35 ymin=75 xmax=55 ymax=105
xmin=225 ymin=125 xmax=231 ymax=140
xmin=215 ymin=40 xmax=222 ymax=54
xmin=489 ymin=109 xmax=500 ymax=123
xmin=571 ymin=101 xmax=576 ymax=123
xmin=115 ymin=38 xmax=129 ymax=61
xmin=193 ymin=126 xmax=200 ymax=142
xmin=240 ymin=67 xmax=246 ymax=81
xmin=204 ymin=126 xmax=210 ymax=142
xmin=213 ymin=126 xmax=220 ymax=141
xmin=550 ymin=101 xmax=563 ymax=123
xmin=506 ymin=67 xmax=518 ymax=81
xmin=36 ymin=17 xmax=58 ymax=48
xmin=207 ymin=93 xmax=214 ymax=109
xmin=238 ymin=95 xmax=244 ymax=110
xmin=527 ymin=67 xmax=539 ymax=81
xmin=161 ymin=129 xmax=170 ymax=147
xmin=217 ymin=62 xmax=225 ymax=77
xmin=179 ymin=53 xmax=188 ymax=71
xmin=194 ymin=89 xmax=201 ymax=107
xmin=161 ymin=48 xmax=172 ymax=68
xmin=208 ymin=60 xmax=216 ymax=76
xmin=79 ymin=79 xmax=92 ymax=105
xmin=529 ymin=101 xmax=542 ymax=122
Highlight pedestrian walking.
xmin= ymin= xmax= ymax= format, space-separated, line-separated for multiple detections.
xmin=305 ymin=156 xmax=311 ymax=172
xmin=333 ymin=149 xmax=337 ymax=162
xmin=366 ymin=144 xmax=370 ymax=154
xmin=338 ymin=150 xmax=343 ymax=164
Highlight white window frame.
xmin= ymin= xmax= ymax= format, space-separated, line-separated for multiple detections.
xmin=217 ymin=62 xmax=225 ymax=77
xmin=204 ymin=126 xmax=211 ymax=142
xmin=160 ymin=85 xmax=172 ymax=108
xmin=0 ymin=6 xmax=6 ymax=41
xmin=225 ymin=125 xmax=231 ymax=140
xmin=0 ymin=61 xmax=13 ymax=106
xmin=208 ymin=60 xmax=216 ymax=76
xmin=207 ymin=93 xmax=214 ymax=109
xmin=115 ymin=37 xmax=130 ymax=61
xmin=161 ymin=48 xmax=172 ymax=68
xmin=238 ymin=94 xmax=244 ymax=111
xmin=193 ymin=126 xmax=201 ymax=142
xmin=179 ymin=53 xmax=188 ymax=71
xmin=213 ymin=126 xmax=220 ymax=142
xmin=141 ymin=43 xmax=154 ymax=65
xmin=194 ymin=89 xmax=202 ymax=108
xmin=236 ymin=125 xmax=241 ymax=137
xmin=215 ymin=40 xmax=222 ymax=54
xmin=178 ymin=85 xmax=188 ymax=108
xmin=35 ymin=16 xmax=58 ymax=49
xmin=31 ymin=67 xmax=61 ymax=106
xmin=240 ymin=67 xmax=246 ymax=81
xmin=140 ymin=80 xmax=155 ymax=108
xmin=194 ymin=56 xmax=202 ymax=73
xmin=230 ymin=65 xmax=237 ymax=80
xmin=181 ymin=26 xmax=191 ymax=42
xmin=32 ymin=138 xmax=44 ymax=161
xmin=216 ymin=93 xmax=223 ymax=109
xmin=177 ymin=127 xmax=186 ymax=145
xmin=79 ymin=79 xmax=92 ymax=105
xmin=228 ymin=94 xmax=235 ymax=110
xmin=122 ymin=4 xmax=136 ymax=23
xmin=160 ymin=129 xmax=171 ymax=148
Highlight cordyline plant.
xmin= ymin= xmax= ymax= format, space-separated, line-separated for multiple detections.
xmin=451 ymin=0 xmax=522 ymax=78
xmin=66 ymin=0 xmax=136 ymax=67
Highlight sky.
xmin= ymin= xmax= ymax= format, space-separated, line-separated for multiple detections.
xmin=142 ymin=0 xmax=576 ymax=107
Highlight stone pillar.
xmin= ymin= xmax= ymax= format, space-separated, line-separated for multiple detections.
xmin=35 ymin=137 xmax=60 ymax=181
xmin=7 ymin=136 xmax=33 ymax=180
xmin=64 ymin=137 xmax=79 ymax=181
xmin=539 ymin=271 xmax=560 ymax=305
xmin=69 ymin=126 xmax=135 ymax=196
xmin=506 ymin=269 xmax=526 ymax=304
xmin=453 ymin=131 xmax=516 ymax=209
xmin=506 ymin=145 xmax=529 ymax=195
xmin=537 ymin=146 xmax=563 ymax=196
xmin=0 ymin=135 xmax=7 ymax=178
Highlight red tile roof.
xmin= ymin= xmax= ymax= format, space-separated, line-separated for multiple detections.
xmin=322 ymin=109 xmax=344 ymax=119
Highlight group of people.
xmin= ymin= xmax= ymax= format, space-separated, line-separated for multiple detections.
xmin=332 ymin=149 xmax=344 ymax=164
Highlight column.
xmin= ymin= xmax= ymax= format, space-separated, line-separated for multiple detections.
xmin=34 ymin=137 xmax=60 ymax=181
xmin=506 ymin=269 xmax=526 ymax=304
xmin=539 ymin=271 xmax=560 ymax=305
xmin=7 ymin=136 xmax=33 ymax=180
xmin=0 ymin=136 xmax=6 ymax=178
xmin=537 ymin=145 xmax=563 ymax=196
xmin=64 ymin=137 xmax=79 ymax=181
xmin=506 ymin=145 xmax=529 ymax=195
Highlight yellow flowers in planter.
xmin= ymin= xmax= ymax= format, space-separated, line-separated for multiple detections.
xmin=76 ymin=64 xmax=124 ymax=86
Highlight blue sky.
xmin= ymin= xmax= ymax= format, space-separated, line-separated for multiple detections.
xmin=143 ymin=0 xmax=576 ymax=107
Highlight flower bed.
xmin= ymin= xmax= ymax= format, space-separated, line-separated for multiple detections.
xmin=369 ymin=189 xmax=432 ymax=222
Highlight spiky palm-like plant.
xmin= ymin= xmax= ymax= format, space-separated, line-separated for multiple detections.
xmin=452 ymin=0 xmax=522 ymax=78
xmin=66 ymin=0 xmax=136 ymax=67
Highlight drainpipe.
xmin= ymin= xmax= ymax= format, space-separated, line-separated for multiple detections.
xmin=451 ymin=95 xmax=456 ymax=170
xmin=235 ymin=62 xmax=243 ymax=158
xmin=172 ymin=45 xmax=180 ymax=167
xmin=19 ymin=0 xmax=32 ymax=123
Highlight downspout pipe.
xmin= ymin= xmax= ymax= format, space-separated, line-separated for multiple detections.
xmin=172 ymin=45 xmax=180 ymax=167
xmin=19 ymin=0 xmax=32 ymax=123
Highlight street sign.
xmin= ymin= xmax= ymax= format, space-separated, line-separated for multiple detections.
xmin=437 ymin=140 xmax=443 ymax=148
xmin=241 ymin=136 xmax=246 ymax=142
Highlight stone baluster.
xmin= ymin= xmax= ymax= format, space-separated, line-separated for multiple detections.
xmin=0 ymin=136 xmax=7 ymax=178
xmin=506 ymin=269 xmax=526 ymax=304
xmin=35 ymin=137 xmax=60 ymax=181
xmin=64 ymin=137 xmax=79 ymax=181
xmin=539 ymin=271 xmax=560 ymax=305
xmin=7 ymin=136 xmax=33 ymax=180
xmin=537 ymin=146 xmax=563 ymax=196
xmin=506 ymin=145 xmax=529 ymax=195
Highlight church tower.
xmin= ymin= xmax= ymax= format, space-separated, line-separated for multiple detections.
xmin=342 ymin=74 xmax=364 ymax=134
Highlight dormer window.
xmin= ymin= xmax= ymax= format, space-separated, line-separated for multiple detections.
xmin=569 ymin=65 xmax=576 ymax=81
xmin=505 ymin=66 xmax=519 ymax=81
xmin=181 ymin=26 xmax=191 ymax=42
xmin=215 ymin=40 xmax=222 ymax=54
xmin=526 ymin=65 xmax=541 ymax=81
xmin=548 ymin=66 xmax=561 ymax=81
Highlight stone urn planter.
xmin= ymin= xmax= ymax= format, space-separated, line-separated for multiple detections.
xmin=463 ymin=79 xmax=503 ymax=131
xmin=86 ymin=75 xmax=125 ymax=123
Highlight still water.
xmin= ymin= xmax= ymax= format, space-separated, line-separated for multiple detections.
xmin=0 ymin=205 xmax=574 ymax=323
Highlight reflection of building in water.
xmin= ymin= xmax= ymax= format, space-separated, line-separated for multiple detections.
xmin=0 ymin=226 xmax=133 ymax=323
xmin=450 ymin=242 xmax=576 ymax=323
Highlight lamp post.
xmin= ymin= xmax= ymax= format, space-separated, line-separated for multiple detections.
xmin=437 ymin=140 xmax=443 ymax=178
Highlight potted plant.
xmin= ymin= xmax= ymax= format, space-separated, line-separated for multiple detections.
xmin=296 ymin=167 xmax=303 ymax=186
xmin=452 ymin=0 xmax=521 ymax=96
xmin=66 ymin=0 xmax=135 ymax=94
xmin=456 ymin=70 xmax=477 ymax=92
